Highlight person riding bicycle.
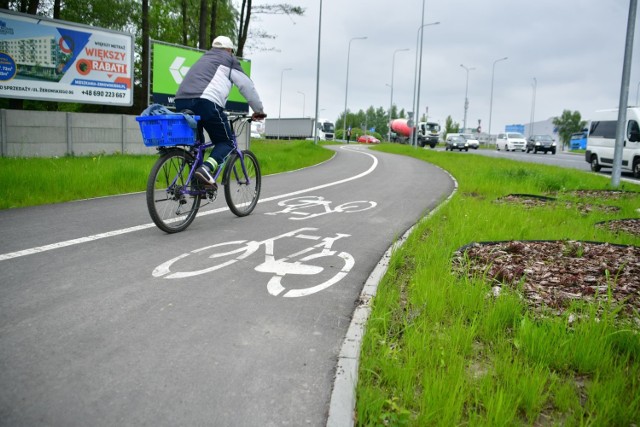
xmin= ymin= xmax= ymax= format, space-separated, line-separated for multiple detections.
xmin=175 ymin=35 xmax=266 ymax=186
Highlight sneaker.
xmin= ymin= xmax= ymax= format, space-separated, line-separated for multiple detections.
xmin=195 ymin=165 xmax=215 ymax=186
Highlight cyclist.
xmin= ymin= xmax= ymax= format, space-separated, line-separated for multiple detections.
xmin=175 ymin=35 xmax=266 ymax=186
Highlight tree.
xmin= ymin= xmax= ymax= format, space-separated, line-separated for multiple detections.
xmin=198 ymin=0 xmax=208 ymax=49
xmin=140 ymin=0 xmax=149 ymax=109
xmin=552 ymin=110 xmax=586 ymax=149
xmin=236 ymin=2 xmax=304 ymax=57
xmin=444 ymin=115 xmax=460 ymax=140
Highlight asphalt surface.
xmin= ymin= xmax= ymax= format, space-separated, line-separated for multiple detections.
xmin=0 ymin=145 xmax=455 ymax=426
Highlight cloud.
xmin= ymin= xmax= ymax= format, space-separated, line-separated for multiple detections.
xmin=247 ymin=0 xmax=639 ymax=131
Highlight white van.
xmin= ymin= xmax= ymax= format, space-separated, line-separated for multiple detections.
xmin=586 ymin=107 xmax=640 ymax=178
xmin=496 ymin=132 xmax=526 ymax=152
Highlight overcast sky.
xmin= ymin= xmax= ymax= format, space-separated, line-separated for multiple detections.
xmin=243 ymin=0 xmax=639 ymax=133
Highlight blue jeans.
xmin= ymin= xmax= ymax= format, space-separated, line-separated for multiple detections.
xmin=174 ymin=98 xmax=234 ymax=167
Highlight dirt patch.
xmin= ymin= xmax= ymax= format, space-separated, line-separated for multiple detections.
xmin=453 ymin=240 xmax=640 ymax=317
xmin=494 ymin=194 xmax=621 ymax=214
xmin=596 ymin=218 xmax=640 ymax=237
xmin=454 ymin=190 xmax=640 ymax=319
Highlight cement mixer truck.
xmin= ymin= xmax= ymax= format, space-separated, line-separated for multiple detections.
xmin=389 ymin=119 xmax=441 ymax=148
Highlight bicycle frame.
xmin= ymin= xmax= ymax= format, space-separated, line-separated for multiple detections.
xmin=175 ymin=116 xmax=251 ymax=197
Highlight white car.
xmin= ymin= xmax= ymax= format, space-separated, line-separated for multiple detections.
xmin=460 ymin=133 xmax=480 ymax=149
xmin=250 ymin=131 xmax=261 ymax=139
xmin=496 ymin=132 xmax=526 ymax=152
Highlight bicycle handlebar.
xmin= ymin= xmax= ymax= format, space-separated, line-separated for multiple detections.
xmin=228 ymin=113 xmax=267 ymax=124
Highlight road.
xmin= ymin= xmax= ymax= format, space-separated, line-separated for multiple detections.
xmin=452 ymin=146 xmax=640 ymax=182
xmin=0 ymin=145 xmax=455 ymax=426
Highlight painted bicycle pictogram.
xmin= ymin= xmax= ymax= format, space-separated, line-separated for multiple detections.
xmin=265 ymin=195 xmax=377 ymax=220
xmin=152 ymin=227 xmax=354 ymax=297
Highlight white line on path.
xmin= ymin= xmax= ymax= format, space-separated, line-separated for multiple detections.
xmin=0 ymin=147 xmax=377 ymax=262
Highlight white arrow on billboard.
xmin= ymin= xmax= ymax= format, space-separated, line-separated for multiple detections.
xmin=169 ymin=57 xmax=190 ymax=84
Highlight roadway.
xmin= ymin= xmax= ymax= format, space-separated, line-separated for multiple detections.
xmin=0 ymin=145 xmax=455 ymax=426
xmin=442 ymin=145 xmax=640 ymax=183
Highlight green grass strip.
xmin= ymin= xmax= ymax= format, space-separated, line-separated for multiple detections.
xmin=356 ymin=144 xmax=640 ymax=426
xmin=0 ymin=140 xmax=332 ymax=210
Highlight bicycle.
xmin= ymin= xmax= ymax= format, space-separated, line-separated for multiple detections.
xmin=136 ymin=112 xmax=261 ymax=233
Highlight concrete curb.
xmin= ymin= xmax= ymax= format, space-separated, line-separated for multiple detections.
xmin=326 ymin=165 xmax=458 ymax=427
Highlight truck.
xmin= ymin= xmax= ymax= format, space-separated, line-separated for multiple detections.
xmin=264 ymin=117 xmax=335 ymax=140
xmin=585 ymin=107 xmax=640 ymax=178
xmin=389 ymin=119 xmax=440 ymax=148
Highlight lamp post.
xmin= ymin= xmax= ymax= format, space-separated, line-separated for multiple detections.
xmin=278 ymin=67 xmax=292 ymax=140
xmin=412 ymin=20 xmax=440 ymax=147
xmin=460 ymin=64 xmax=475 ymax=132
xmin=342 ymin=36 xmax=367 ymax=142
xmin=388 ymin=48 xmax=409 ymax=142
xmin=297 ymin=91 xmax=305 ymax=117
xmin=488 ymin=56 xmax=507 ymax=139
xmin=529 ymin=77 xmax=537 ymax=137
xmin=312 ymin=0 xmax=323 ymax=144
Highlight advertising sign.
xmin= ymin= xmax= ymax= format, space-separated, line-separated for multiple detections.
xmin=152 ymin=40 xmax=250 ymax=113
xmin=0 ymin=10 xmax=133 ymax=106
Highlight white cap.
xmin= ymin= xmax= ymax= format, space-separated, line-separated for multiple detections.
xmin=212 ymin=36 xmax=235 ymax=51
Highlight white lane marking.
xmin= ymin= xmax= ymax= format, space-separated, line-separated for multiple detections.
xmin=0 ymin=147 xmax=377 ymax=262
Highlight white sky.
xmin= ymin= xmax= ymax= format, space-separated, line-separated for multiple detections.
xmin=245 ymin=0 xmax=640 ymax=133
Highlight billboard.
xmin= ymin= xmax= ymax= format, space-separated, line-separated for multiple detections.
xmin=0 ymin=10 xmax=133 ymax=106
xmin=151 ymin=40 xmax=250 ymax=113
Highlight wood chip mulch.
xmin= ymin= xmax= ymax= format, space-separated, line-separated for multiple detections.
xmin=453 ymin=240 xmax=640 ymax=317
xmin=494 ymin=194 xmax=621 ymax=214
xmin=454 ymin=190 xmax=640 ymax=319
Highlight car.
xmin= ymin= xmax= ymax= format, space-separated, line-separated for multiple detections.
xmin=357 ymin=134 xmax=380 ymax=144
xmin=445 ymin=135 xmax=469 ymax=151
xmin=251 ymin=131 xmax=261 ymax=139
xmin=526 ymin=134 xmax=556 ymax=154
xmin=460 ymin=133 xmax=480 ymax=149
xmin=496 ymin=132 xmax=527 ymax=151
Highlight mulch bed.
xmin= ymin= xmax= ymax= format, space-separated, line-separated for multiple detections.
xmin=494 ymin=194 xmax=621 ymax=214
xmin=454 ymin=190 xmax=640 ymax=319
xmin=453 ymin=240 xmax=640 ymax=317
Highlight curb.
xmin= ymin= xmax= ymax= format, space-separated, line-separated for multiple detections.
xmin=326 ymin=165 xmax=458 ymax=427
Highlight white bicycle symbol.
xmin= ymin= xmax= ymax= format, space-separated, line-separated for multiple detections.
xmin=265 ymin=195 xmax=377 ymax=220
xmin=152 ymin=227 xmax=355 ymax=298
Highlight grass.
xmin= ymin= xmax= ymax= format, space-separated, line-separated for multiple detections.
xmin=357 ymin=144 xmax=640 ymax=426
xmin=1 ymin=141 xmax=639 ymax=425
xmin=0 ymin=139 xmax=333 ymax=209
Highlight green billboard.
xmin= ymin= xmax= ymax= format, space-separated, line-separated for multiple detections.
xmin=151 ymin=40 xmax=250 ymax=113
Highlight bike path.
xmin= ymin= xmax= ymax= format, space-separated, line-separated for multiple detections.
xmin=0 ymin=145 xmax=455 ymax=426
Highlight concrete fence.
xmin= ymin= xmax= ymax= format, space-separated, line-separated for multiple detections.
xmin=0 ymin=109 xmax=251 ymax=157
xmin=0 ymin=109 xmax=155 ymax=157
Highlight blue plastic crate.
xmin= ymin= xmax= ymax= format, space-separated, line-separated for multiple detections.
xmin=136 ymin=114 xmax=199 ymax=147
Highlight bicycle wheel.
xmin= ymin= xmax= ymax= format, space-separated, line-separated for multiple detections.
xmin=223 ymin=149 xmax=261 ymax=217
xmin=147 ymin=149 xmax=202 ymax=233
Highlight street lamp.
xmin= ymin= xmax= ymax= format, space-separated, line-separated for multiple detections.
xmin=297 ymin=91 xmax=305 ymax=117
xmin=460 ymin=64 xmax=475 ymax=132
xmin=342 ymin=36 xmax=367 ymax=142
xmin=529 ymin=77 xmax=537 ymax=137
xmin=388 ymin=48 xmax=409 ymax=142
xmin=312 ymin=0 xmax=323 ymax=144
xmin=278 ymin=67 xmax=292 ymax=140
xmin=488 ymin=56 xmax=507 ymax=139
xmin=412 ymin=20 xmax=440 ymax=147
